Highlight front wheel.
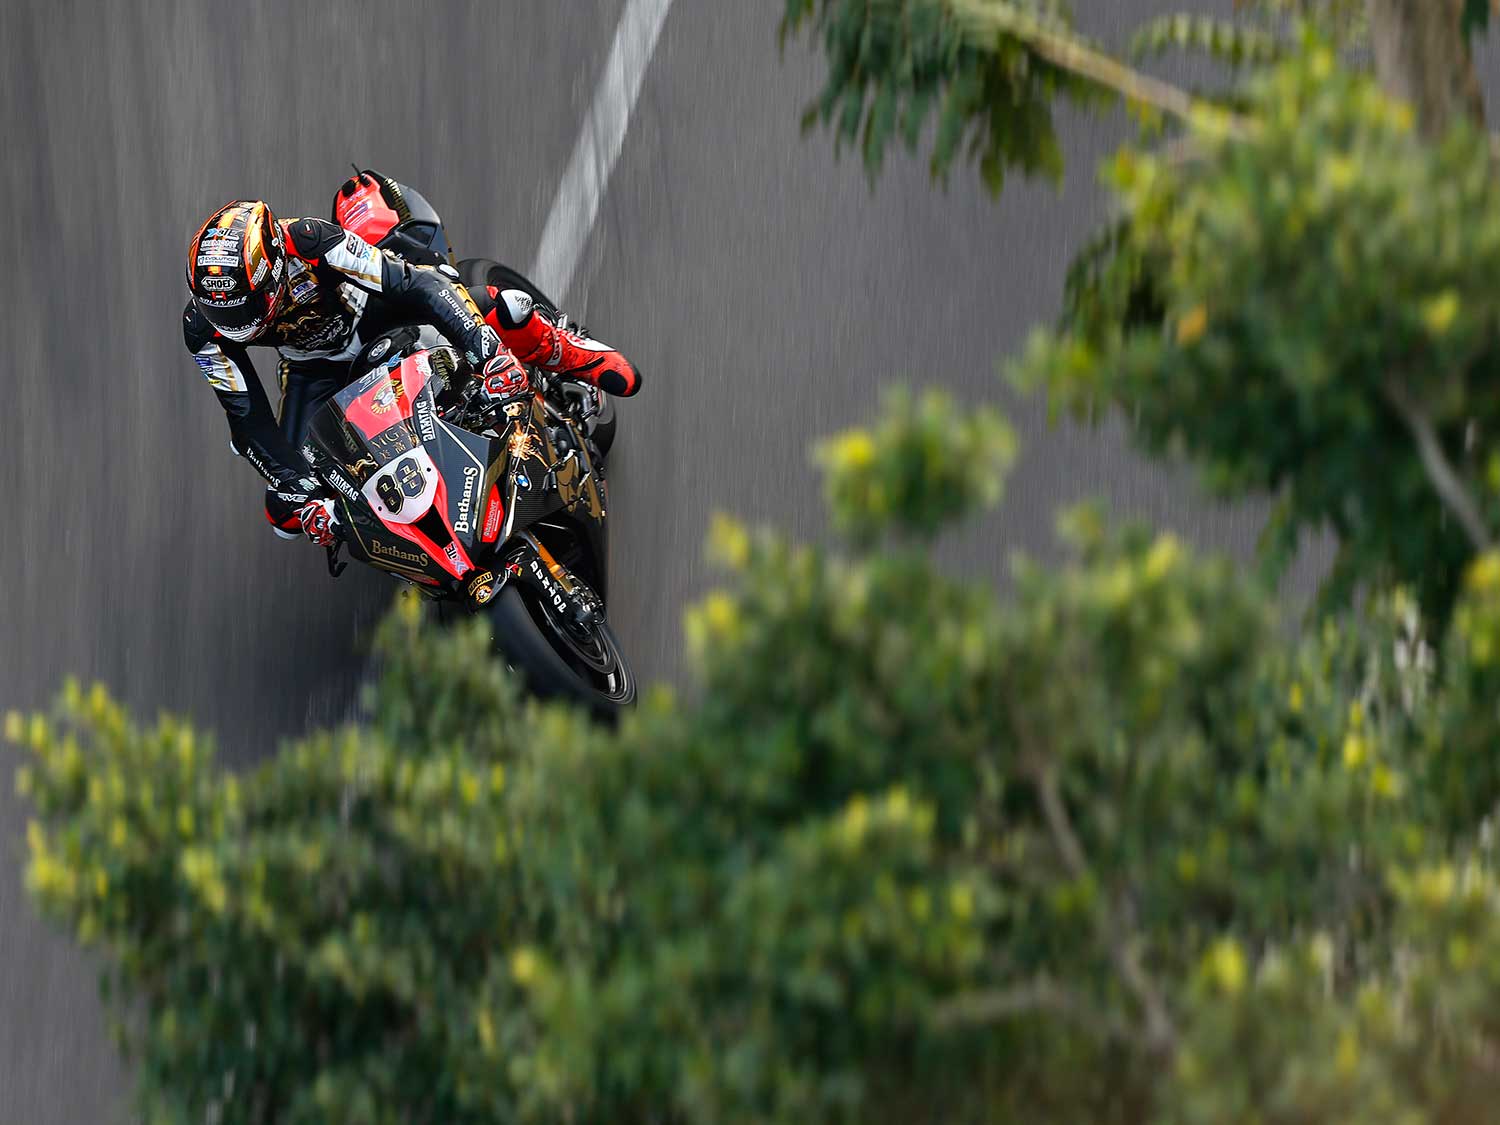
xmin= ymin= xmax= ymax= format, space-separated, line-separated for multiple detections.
xmin=486 ymin=584 xmax=635 ymax=719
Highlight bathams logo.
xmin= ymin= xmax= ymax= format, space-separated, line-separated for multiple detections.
xmin=453 ymin=465 xmax=480 ymax=533
xmin=370 ymin=539 xmax=427 ymax=567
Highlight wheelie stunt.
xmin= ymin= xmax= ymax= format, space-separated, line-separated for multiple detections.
xmin=183 ymin=171 xmax=639 ymax=714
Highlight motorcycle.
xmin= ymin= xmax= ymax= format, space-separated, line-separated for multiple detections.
xmin=298 ymin=169 xmax=634 ymax=716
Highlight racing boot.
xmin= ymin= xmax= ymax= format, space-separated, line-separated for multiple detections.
xmin=486 ymin=287 xmax=642 ymax=398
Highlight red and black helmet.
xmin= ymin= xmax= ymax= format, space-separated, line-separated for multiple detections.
xmin=186 ymin=201 xmax=287 ymax=342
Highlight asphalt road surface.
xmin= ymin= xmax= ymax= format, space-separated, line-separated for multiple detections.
xmin=2 ymin=2 xmax=1489 ymax=1120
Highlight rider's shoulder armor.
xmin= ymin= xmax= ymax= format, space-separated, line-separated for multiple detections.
xmin=286 ymin=216 xmax=346 ymax=262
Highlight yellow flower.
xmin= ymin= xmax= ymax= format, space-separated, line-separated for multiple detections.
xmin=1414 ymin=865 xmax=1457 ymax=908
xmin=828 ymin=430 xmax=876 ymax=471
xmin=1372 ymin=765 xmax=1404 ymax=800
xmin=1144 ymin=535 xmax=1181 ymax=582
xmin=1324 ymin=155 xmax=1357 ymax=193
xmin=1341 ymin=733 xmax=1368 ymax=770
xmin=948 ymin=883 xmax=975 ymax=921
xmin=1176 ymin=304 xmax=1209 ymax=345
xmin=840 ymin=796 xmax=871 ymax=848
xmin=708 ymin=513 xmax=751 ymax=570
xmin=1287 ymin=683 xmax=1304 ymax=715
xmin=1335 ymin=1028 xmax=1360 ymax=1077
xmin=510 ymin=947 xmax=539 ymax=985
xmin=1204 ymin=939 xmax=1247 ymax=996
xmin=1467 ymin=553 xmax=1500 ymax=592
xmin=1422 ymin=291 xmax=1460 ymax=336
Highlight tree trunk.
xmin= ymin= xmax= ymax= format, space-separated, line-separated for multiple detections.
xmin=1366 ymin=0 xmax=1485 ymax=136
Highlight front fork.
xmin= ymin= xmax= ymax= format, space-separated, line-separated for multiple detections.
xmin=486 ymin=531 xmax=602 ymax=632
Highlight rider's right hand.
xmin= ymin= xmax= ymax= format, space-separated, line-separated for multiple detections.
xmin=296 ymin=497 xmax=341 ymax=547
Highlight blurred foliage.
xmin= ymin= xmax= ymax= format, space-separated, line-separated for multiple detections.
xmin=13 ymin=2 xmax=1500 ymax=1121
xmin=816 ymin=387 xmax=1016 ymax=544
xmin=1018 ymin=45 xmax=1500 ymax=623
xmin=778 ymin=0 xmax=1109 ymax=190
xmin=20 ymin=382 xmax=1500 ymax=1119
xmin=1129 ymin=14 xmax=1283 ymax=67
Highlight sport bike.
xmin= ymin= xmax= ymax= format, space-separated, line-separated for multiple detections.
xmin=300 ymin=170 xmax=633 ymax=716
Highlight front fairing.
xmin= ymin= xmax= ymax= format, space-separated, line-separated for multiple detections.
xmin=304 ymin=351 xmax=505 ymax=586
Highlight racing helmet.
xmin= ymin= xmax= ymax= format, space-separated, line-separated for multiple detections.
xmin=186 ymin=201 xmax=287 ymax=342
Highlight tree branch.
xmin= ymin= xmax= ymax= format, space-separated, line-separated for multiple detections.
xmin=1029 ymin=759 xmax=1178 ymax=1056
xmin=1383 ymin=378 xmax=1492 ymax=552
xmin=931 ymin=974 xmax=1130 ymax=1040
xmin=950 ymin=0 xmax=1254 ymax=140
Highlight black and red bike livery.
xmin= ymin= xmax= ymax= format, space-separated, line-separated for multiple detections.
xmin=304 ymin=171 xmax=632 ymax=715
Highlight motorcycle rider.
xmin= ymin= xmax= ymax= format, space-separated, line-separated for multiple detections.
xmin=184 ymin=195 xmax=641 ymax=547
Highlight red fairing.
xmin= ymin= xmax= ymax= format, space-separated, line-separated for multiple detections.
xmin=341 ymin=353 xmax=431 ymax=440
xmin=335 ymin=174 xmax=400 ymax=246
xmin=380 ymin=473 xmax=478 ymax=582
xmin=344 ymin=352 xmax=478 ymax=581
xmin=481 ymin=485 xmax=504 ymax=543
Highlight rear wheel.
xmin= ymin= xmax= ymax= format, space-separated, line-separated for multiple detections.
xmin=486 ymin=583 xmax=635 ymax=719
xmin=457 ymin=257 xmax=558 ymax=317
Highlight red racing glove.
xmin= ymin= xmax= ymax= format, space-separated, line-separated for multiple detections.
xmin=296 ymin=497 xmax=341 ymax=547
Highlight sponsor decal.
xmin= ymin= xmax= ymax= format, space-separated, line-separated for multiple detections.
xmin=438 ymin=287 xmax=468 ymax=323
xmin=515 ymin=470 xmax=531 ymax=490
xmin=272 ymin=256 xmax=284 ymax=280
xmin=212 ymin=295 xmax=248 ymax=308
xmin=503 ymin=401 xmax=526 ymax=418
xmin=344 ymin=232 xmax=365 ymax=255
xmin=344 ymin=456 xmax=378 ymax=480
xmin=507 ymin=427 xmax=544 ymax=463
xmin=291 ymin=277 xmax=318 ymax=303
xmin=197 ymin=253 xmax=238 ymax=268
xmin=251 ymin=257 xmax=268 ymax=287
xmin=412 ymin=394 xmax=437 ymax=443
xmin=367 ymin=337 xmax=390 ymax=362
xmin=466 ymin=570 xmax=498 ymax=605
xmin=453 ymin=465 xmax=479 ymax=534
xmin=370 ymin=538 xmax=427 ymax=567
xmin=443 ymin=541 xmax=470 ymax=577
xmin=481 ymin=488 xmax=504 ymax=541
xmin=325 ymin=469 xmax=360 ymax=504
xmin=243 ymin=444 xmax=277 ymax=481
xmin=369 ymin=379 xmax=405 ymax=415
xmin=529 ymin=557 xmax=571 ymax=615
xmin=366 ymin=424 xmax=415 ymax=460
xmin=202 ymin=276 xmax=236 ymax=293
xmin=505 ymin=561 xmax=522 ymax=577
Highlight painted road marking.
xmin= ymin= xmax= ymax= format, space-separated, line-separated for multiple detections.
xmin=531 ymin=0 xmax=675 ymax=301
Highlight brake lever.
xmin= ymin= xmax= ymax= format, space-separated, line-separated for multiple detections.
xmin=326 ymin=542 xmax=347 ymax=578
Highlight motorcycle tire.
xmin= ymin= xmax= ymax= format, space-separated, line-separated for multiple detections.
xmin=456 ymin=257 xmax=559 ymax=317
xmin=486 ymin=583 xmax=636 ymax=720
xmin=457 ymin=257 xmax=617 ymax=461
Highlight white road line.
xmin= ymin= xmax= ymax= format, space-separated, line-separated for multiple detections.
xmin=531 ymin=0 xmax=675 ymax=302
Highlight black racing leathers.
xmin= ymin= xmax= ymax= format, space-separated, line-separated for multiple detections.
xmin=182 ymin=217 xmax=489 ymax=527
